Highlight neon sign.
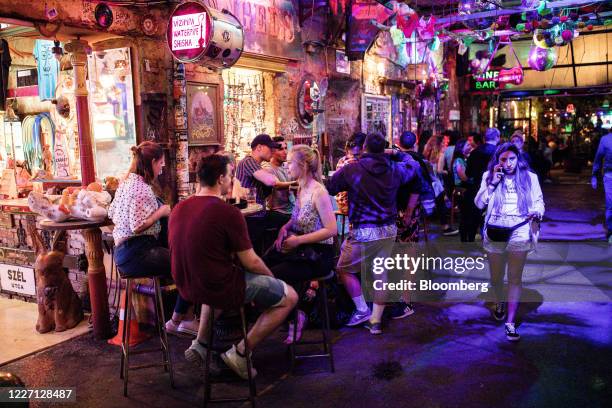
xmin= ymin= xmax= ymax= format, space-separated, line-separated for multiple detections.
xmin=167 ymin=2 xmax=212 ymax=63
xmin=171 ymin=12 xmax=208 ymax=51
xmin=472 ymin=67 xmax=523 ymax=91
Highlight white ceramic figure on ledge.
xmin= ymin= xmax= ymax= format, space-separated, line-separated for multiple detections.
xmin=28 ymin=182 xmax=112 ymax=223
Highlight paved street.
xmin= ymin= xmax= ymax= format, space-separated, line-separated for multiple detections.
xmin=1 ymin=175 xmax=610 ymax=408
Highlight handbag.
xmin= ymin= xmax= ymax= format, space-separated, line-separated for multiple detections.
xmin=263 ymin=244 xmax=322 ymax=264
xmin=486 ymin=219 xmax=530 ymax=242
xmin=285 ymin=245 xmax=322 ymax=263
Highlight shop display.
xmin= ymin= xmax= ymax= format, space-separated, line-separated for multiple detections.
xmin=26 ymin=223 xmax=83 ymax=334
xmin=27 ymin=183 xmax=111 ymax=223
xmin=32 ymin=39 xmax=59 ymax=101
xmin=87 ymin=47 xmax=137 ymax=180
xmin=222 ymin=68 xmax=266 ymax=155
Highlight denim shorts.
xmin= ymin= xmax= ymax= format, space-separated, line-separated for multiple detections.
xmin=244 ymin=272 xmax=288 ymax=308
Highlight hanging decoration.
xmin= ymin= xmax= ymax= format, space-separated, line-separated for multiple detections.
xmin=428 ymin=0 xmax=610 ymax=55
xmin=459 ymin=0 xmax=496 ymax=30
xmin=528 ymin=45 xmax=557 ymax=71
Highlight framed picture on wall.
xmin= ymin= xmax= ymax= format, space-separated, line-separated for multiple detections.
xmin=187 ymin=83 xmax=221 ymax=146
xmin=361 ymin=94 xmax=391 ymax=143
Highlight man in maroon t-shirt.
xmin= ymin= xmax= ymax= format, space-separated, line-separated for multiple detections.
xmin=169 ymin=154 xmax=297 ymax=380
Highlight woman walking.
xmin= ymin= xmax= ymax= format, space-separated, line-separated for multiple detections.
xmin=108 ymin=141 xmax=197 ymax=337
xmin=475 ymin=143 xmax=544 ymax=341
xmin=267 ymin=145 xmax=337 ymax=343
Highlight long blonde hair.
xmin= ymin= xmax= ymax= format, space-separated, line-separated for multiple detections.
xmin=485 ymin=143 xmax=533 ymax=215
xmin=290 ymin=144 xmax=322 ymax=183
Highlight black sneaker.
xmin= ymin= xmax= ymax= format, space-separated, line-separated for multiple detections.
xmin=493 ymin=302 xmax=506 ymax=321
xmin=442 ymin=227 xmax=459 ymax=236
xmin=364 ymin=321 xmax=383 ymax=335
xmin=389 ymin=302 xmax=415 ymax=320
xmin=505 ymin=323 xmax=520 ymax=341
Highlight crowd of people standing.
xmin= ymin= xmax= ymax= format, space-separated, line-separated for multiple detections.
xmin=107 ymin=126 xmax=551 ymax=381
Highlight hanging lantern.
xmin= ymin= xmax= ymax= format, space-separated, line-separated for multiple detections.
xmin=528 ymin=45 xmax=557 ymax=71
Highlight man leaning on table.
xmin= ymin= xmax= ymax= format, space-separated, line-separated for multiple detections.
xmin=235 ymin=134 xmax=297 ymax=252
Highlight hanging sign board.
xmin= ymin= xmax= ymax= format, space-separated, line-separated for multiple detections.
xmin=0 ymin=263 xmax=36 ymax=296
xmin=167 ymin=1 xmax=245 ymax=68
xmin=472 ymin=67 xmax=523 ymax=91
xmin=167 ymin=1 xmax=212 ymax=63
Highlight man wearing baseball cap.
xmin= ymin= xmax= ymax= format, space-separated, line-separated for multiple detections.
xmin=236 ymin=134 xmax=297 ymax=252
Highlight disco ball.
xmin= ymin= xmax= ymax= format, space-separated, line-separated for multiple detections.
xmin=528 ymin=46 xmax=557 ymax=71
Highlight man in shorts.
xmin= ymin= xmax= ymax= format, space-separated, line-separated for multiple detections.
xmin=169 ymin=154 xmax=297 ymax=379
xmin=328 ymin=133 xmax=417 ymax=335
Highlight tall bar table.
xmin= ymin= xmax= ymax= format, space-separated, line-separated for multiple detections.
xmin=38 ymin=218 xmax=113 ymax=339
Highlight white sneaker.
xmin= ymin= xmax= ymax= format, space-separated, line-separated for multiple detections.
xmin=177 ymin=318 xmax=199 ymax=337
xmin=165 ymin=319 xmax=181 ymax=336
xmin=184 ymin=339 xmax=207 ymax=365
xmin=221 ymin=344 xmax=257 ymax=380
xmin=165 ymin=318 xmax=199 ymax=337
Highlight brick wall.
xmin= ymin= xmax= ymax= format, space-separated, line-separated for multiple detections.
xmin=0 ymin=213 xmax=88 ymax=303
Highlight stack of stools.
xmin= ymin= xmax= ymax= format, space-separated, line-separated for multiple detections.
xmin=289 ymin=270 xmax=336 ymax=373
xmin=118 ymin=274 xmax=174 ymax=397
xmin=203 ymin=306 xmax=256 ymax=408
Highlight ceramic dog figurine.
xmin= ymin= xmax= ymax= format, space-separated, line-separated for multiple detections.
xmin=26 ymin=221 xmax=83 ymax=333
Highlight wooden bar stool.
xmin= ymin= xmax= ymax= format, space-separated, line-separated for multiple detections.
xmin=289 ymin=270 xmax=335 ymax=373
xmin=119 ymin=276 xmax=174 ymax=397
xmin=203 ymin=306 xmax=256 ymax=408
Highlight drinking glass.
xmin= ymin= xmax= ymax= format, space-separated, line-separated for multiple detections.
xmin=246 ymin=187 xmax=257 ymax=204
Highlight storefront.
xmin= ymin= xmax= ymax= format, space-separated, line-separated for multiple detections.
xmin=0 ymin=1 xmax=173 ymax=318
xmin=463 ymin=28 xmax=611 ymax=144
xmin=168 ymin=0 xmax=306 ymax=197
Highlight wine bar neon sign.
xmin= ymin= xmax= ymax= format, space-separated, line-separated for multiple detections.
xmin=473 ymin=67 xmax=524 ymax=91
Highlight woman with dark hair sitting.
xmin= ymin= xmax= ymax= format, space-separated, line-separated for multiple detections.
xmin=108 ymin=141 xmax=197 ymax=337
xmin=475 ymin=142 xmax=544 ymax=342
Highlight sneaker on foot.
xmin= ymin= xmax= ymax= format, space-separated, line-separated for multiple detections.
xmin=184 ymin=339 xmax=207 ymax=365
xmin=284 ymin=310 xmax=307 ymax=344
xmin=493 ymin=302 xmax=507 ymax=321
xmin=442 ymin=227 xmax=459 ymax=236
xmin=364 ymin=321 xmax=383 ymax=335
xmin=165 ymin=319 xmax=181 ymax=336
xmin=221 ymin=344 xmax=257 ymax=380
xmin=346 ymin=309 xmax=372 ymax=327
xmin=389 ymin=302 xmax=415 ymax=320
xmin=505 ymin=323 xmax=520 ymax=341
xmin=177 ymin=318 xmax=199 ymax=337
